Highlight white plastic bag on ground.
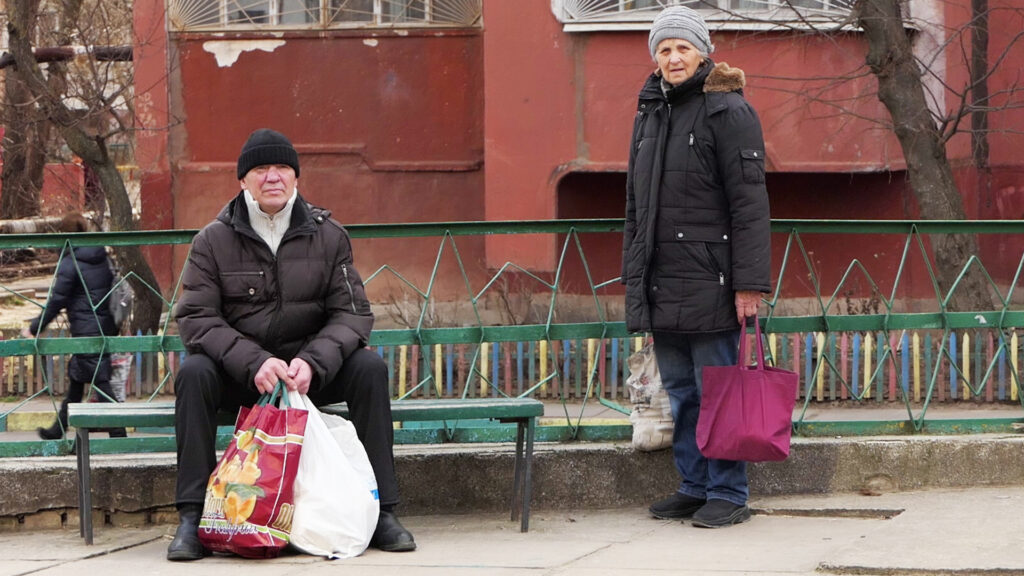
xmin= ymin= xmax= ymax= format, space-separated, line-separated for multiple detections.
xmin=627 ymin=343 xmax=674 ymax=452
xmin=109 ymin=353 xmax=132 ymax=402
xmin=287 ymin=391 xmax=380 ymax=559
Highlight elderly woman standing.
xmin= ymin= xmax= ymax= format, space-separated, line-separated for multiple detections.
xmin=622 ymin=6 xmax=771 ymax=528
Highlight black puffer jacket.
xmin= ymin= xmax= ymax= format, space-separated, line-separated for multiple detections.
xmin=30 ymin=246 xmax=116 ymax=384
xmin=30 ymin=246 xmax=116 ymax=338
xmin=174 ymin=191 xmax=374 ymax=392
xmin=622 ymin=61 xmax=771 ymax=334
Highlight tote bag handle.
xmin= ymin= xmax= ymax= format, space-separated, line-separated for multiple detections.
xmin=737 ymin=316 xmax=768 ymax=370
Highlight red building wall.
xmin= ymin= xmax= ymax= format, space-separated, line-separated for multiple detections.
xmin=158 ymin=28 xmax=487 ymax=297
xmin=132 ymin=1 xmax=1024 ymax=303
xmin=481 ymin=1 xmax=1024 ymax=301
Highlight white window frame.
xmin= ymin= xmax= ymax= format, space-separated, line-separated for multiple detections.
xmin=167 ymin=0 xmax=481 ymax=32
xmin=550 ymin=0 xmax=857 ymax=32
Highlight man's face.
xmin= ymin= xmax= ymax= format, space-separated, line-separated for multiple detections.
xmin=239 ymin=164 xmax=297 ymax=215
xmin=655 ymin=38 xmax=703 ymax=87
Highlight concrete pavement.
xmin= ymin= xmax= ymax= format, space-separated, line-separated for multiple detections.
xmin=3 ymin=486 xmax=1023 ymax=576
xmin=4 ymin=400 xmax=1024 ymax=575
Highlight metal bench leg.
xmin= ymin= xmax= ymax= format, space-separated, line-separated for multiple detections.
xmin=76 ymin=427 xmax=94 ymax=545
xmin=520 ymin=417 xmax=535 ymax=532
xmin=511 ymin=419 xmax=525 ymax=522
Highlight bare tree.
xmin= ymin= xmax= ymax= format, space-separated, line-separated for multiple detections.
xmin=854 ymin=0 xmax=995 ymax=310
xmin=5 ymin=0 xmax=164 ymax=332
xmin=0 ymin=0 xmax=47 ymax=219
xmin=718 ymin=0 xmax=1023 ymax=310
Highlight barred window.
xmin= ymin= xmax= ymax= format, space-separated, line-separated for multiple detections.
xmin=552 ymin=0 xmax=855 ymax=31
xmin=168 ymin=0 xmax=482 ymax=31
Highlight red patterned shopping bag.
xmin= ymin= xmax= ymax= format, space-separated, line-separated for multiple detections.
xmin=199 ymin=384 xmax=308 ymax=558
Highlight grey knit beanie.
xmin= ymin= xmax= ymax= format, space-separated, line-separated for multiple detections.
xmin=236 ymin=128 xmax=300 ymax=179
xmin=648 ymin=6 xmax=714 ymax=60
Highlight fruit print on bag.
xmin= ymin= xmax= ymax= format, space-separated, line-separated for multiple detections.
xmin=198 ymin=400 xmax=307 ymax=559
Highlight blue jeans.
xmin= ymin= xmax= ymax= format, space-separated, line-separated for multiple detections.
xmin=653 ymin=329 xmax=747 ymax=506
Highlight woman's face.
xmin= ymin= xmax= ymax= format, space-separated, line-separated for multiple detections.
xmin=655 ymin=38 xmax=703 ymax=86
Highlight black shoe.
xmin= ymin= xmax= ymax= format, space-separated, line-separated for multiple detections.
xmin=37 ymin=422 xmax=64 ymax=440
xmin=691 ymin=499 xmax=751 ymax=528
xmin=649 ymin=493 xmax=706 ymax=519
xmin=107 ymin=428 xmax=127 ymax=438
xmin=371 ymin=510 xmax=416 ymax=552
xmin=39 ymin=399 xmax=70 ymax=440
xmin=167 ymin=505 xmax=208 ymax=561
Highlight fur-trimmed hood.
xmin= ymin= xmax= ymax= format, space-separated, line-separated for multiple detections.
xmin=703 ymin=61 xmax=745 ymax=93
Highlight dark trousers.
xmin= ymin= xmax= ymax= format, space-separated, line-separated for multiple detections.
xmin=54 ymin=354 xmax=117 ymax=427
xmin=173 ymin=348 xmax=399 ymax=508
xmin=653 ymin=329 xmax=748 ymax=506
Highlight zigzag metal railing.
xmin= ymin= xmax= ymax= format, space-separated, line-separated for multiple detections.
xmin=765 ymin=220 xmax=1024 ymax=435
xmin=1 ymin=219 xmax=1023 ymax=447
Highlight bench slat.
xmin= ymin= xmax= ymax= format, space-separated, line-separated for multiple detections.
xmin=324 ymin=399 xmax=544 ymax=422
xmin=69 ymin=398 xmax=544 ymax=428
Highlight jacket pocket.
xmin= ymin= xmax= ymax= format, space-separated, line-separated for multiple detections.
xmin=220 ymin=270 xmax=266 ymax=301
xmin=740 ymin=149 xmax=765 ymax=184
xmin=672 ymin=224 xmax=731 ymax=279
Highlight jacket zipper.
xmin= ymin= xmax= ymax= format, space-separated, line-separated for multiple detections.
xmin=342 ymin=264 xmax=358 ymax=314
xmin=719 ymin=272 xmax=725 ymax=286
xmin=635 ymin=110 xmax=647 ymax=151
xmin=689 ymin=131 xmax=713 ymax=173
xmin=265 ymin=256 xmax=284 ymax=352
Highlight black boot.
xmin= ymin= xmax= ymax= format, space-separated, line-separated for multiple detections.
xmin=37 ymin=400 xmax=69 ymax=440
xmin=166 ymin=504 xmax=207 ymax=561
xmin=37 ymin=421 xmax=63 ymax=440
xmin=107 ymin=428 xmax=128 ymax=438
xmin=371 ymin=507 xmax=416 ymax=552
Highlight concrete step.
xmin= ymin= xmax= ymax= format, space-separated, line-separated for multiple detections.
xmin=3 ymin=434 xmax=1024 ymax=528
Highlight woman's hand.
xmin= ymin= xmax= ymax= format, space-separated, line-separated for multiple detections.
xmin=735 ymin=290 xmax=763 ymax=324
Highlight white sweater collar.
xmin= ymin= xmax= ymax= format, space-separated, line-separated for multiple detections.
xmin=242 ymin=188 xmax=298 ymax=255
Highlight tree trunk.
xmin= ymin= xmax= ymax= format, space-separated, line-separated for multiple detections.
xmin=0 ymin=87 xmax=45 ymax=219
xmin=7 ymin=0 xmax=164 ymax=333
xmin=857 ymin=0 xmax=994 ymax=312
xmin=0 ymin=0 xmax=43 ymax=219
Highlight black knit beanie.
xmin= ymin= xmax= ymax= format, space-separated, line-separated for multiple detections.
xmin=236 ymin=128 xmax=300 ymax=179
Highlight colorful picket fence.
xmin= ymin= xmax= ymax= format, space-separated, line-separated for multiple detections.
xmin=3 ymin=220 xmax=1024 ymax=438
xmin=3 ymin=329 xmax=1021 ymax=407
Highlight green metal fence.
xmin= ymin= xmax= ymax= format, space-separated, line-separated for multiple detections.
xmin=1 ymin=219 xmax=1023 ymax=452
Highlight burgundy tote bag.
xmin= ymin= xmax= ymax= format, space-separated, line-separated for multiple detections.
xmin=696 ymin=318 xmax=797 ymax=462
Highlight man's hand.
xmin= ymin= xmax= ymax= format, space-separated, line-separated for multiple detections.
xmin=735 ymin=290 xmax=763 ymax=324
xmin=286 ymin=358 xmax=313 ymax=395
xmin=20 ymin=326 xmax=33 ymax=338
xmin=254 ymin=357 xmax=290 ymax=394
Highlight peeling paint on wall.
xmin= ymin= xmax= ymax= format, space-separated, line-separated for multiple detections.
xmin=202 ymin=40 xmax=286 ymax=67
xmin=363 ymin=39 xmax=379 ymax=47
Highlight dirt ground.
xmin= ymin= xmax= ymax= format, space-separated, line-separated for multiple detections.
xmin=0 ymin=273 xmax=53 ymax=332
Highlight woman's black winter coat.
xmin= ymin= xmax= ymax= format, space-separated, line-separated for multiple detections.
xmin=29 ymin=246 xmax=116 ymax=382
xmin=622 ymin=61 xmax=772 ymax=334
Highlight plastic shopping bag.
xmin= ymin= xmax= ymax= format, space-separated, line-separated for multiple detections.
xmin=287 ymin=390 xmax=380 ymax=559
xmin=627 ymin=343 xmax=674 ymax=451
xmin=199 ymin=384 xmax=308 ymax=558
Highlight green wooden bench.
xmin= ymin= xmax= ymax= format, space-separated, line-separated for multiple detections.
xmin=68 ymin=397 xmax=544 ymax=544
